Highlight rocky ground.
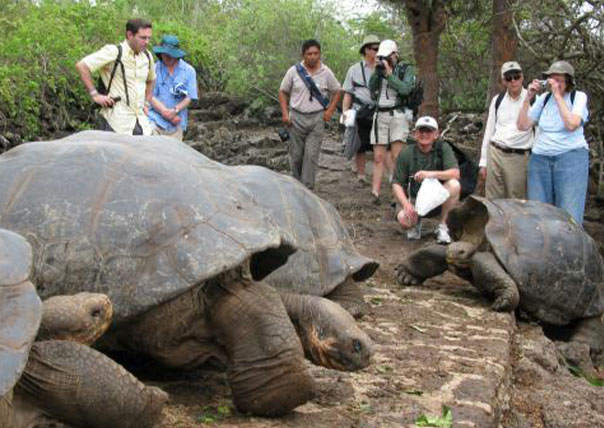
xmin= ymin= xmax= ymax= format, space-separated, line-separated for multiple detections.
xmin=38 ymin=94 xmax=604 ymax=428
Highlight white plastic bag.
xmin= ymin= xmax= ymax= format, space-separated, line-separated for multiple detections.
xmin=414 ymin=178 xmax=449 ymax=216
xmin=339 ymin=109 xmax=357 ymax=127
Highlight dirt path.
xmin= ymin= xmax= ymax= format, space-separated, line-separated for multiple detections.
xmin=29 ymin=116 xmax=585 ymax=428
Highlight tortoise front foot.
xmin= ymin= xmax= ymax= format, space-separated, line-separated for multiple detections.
xmin=491 ymin=291 xmax=519 ymax=312
xmin=395 ymin=264 xmax=421 ymax=285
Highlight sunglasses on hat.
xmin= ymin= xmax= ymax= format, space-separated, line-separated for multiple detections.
xmin=504 ymin=73 xmax=522 ymax=82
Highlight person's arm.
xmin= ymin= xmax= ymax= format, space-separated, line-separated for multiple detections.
xmin=342 ymin=92 xmax=353 ymax=112
xmin=75 ymin=60 xmax=115 ymax=108
xmin=278 ymin=90 xmax=291 ymax=125
xmin=368 ymin=68 xmax=382 ymax=92
xmin=324 ymin=90 xmax=341 ymax=122
xmin=550 ymin=79 xmax=582 ymax=131
xmin=413 ymin=168 xmax=460 ymax=183
xmin=479 ymin=96 xmax=497 ymax=180
xmin=517 ymin=79 xmax=540 ymax=131
xmin=143 ymin=78 xmax=155 ymax=116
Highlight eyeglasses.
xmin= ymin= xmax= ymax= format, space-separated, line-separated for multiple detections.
xmin=504 ymin=73 xmax=522 ymax=82
xmin=416 ymin=127 xmax=435 ymax=133
xmin=366 ymin=45 xmax=379 ymax=51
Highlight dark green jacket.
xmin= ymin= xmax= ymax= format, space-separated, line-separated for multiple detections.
xmin=368 ymin=62 xmax=415 ymax=107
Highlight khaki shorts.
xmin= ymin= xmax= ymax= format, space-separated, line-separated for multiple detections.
xmin=152 ymin=125 xmax=183 ymax=141
xmin=370 ymin=108 xmax=412 ymax=146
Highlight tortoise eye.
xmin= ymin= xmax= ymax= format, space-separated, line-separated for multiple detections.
xmin=91 ymin=308 xmax=102 ymax=318
xmin=352 ymin=339 xmax=362 ymax=353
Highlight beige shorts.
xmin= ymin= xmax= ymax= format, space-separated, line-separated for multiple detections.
xmin=370 ymin=108 xmax=412 ymax=146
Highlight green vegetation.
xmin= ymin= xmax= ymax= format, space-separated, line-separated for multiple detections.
xmin=0 ymin=0 xmax=602 ymax=139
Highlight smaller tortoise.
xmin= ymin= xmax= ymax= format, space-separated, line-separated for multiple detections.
xmin=396 ymin=197 xmax=604 ymax=356
xmin=0 ymin=228 xmax=167 ymax=428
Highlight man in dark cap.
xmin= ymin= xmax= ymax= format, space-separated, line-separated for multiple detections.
xmin=148 ymin=34 xmax=198 ymax=140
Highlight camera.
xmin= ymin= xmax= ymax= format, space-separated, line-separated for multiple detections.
xmin=277 ymin=127 xmax=290 ymax=143
xmin=538 ymin=79 xmax=548 ymax=88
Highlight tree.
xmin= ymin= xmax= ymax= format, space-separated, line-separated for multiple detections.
xmin=486 ymin=0 xmax=518 ymax=104
xmin=401 ymin=0 xmax=448 ymax=119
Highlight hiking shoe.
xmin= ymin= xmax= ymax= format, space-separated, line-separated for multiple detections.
xmin=358 ymin=175 xmax=369 ymax=185
xmin=407 ymin=219 xmax=422 ymax=240
xmin=371 ymin=192 xmax=380 ymax=205
xmin=435 ymin=224 xmax=452 ymax=245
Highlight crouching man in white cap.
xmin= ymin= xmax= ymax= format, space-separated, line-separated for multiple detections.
xmin=391 ymin=116 xmax=461 ymax=244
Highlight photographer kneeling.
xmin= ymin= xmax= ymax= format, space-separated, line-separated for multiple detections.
xmin=392 ymin=117 xmax=460 ymax=244
xmin=368 ymin=40 xmax=416 ymax=204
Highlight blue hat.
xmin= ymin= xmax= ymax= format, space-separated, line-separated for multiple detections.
xmin=152 ymin=35 xmax=186 ymax=59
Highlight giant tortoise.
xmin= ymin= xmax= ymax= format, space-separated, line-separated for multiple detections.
xmin=396 ymin=196 xmax=604 ymax=357
xmin=0 ymin=228 xmax=167 ymax=428
xmin=0 ymin=131 xmax=377 ymax=416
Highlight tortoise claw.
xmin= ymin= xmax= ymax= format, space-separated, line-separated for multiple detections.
xmin=491 ymin=296 xmax=515 ymax=312
xmin=394 ymin=265 xmax=420 ymax=286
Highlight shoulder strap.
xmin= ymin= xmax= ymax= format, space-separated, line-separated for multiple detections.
xmin=360 ymin=61 xmax=368 ymax=87
xmin=105 ymin=44 xmax=123 ymax=96
xmin=295 ymin=63 xmax=329 ymax=109
xmin=494 ymin=91 xmax=506 ymax=119
xmin=435 ymin=140 xmax=444 ymax=171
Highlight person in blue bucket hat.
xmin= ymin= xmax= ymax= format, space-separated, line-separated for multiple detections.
xmin=148 ymin=34 xmax=198 ymax=140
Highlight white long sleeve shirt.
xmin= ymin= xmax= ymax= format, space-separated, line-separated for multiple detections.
xmin=479 ymin=88 xmax=534 ymax=167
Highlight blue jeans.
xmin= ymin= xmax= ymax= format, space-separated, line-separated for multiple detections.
xmin=527 ymin=148 xmax=588 ymax=224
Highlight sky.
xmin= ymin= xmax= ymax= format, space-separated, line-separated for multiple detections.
xmin=331 ymin=0 xmax=384 ymax=20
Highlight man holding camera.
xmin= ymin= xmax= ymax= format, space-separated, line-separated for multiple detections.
xmin=478 ymin=61 xmax=534 ymax=199
xmin=76 ymin=18 xmax=156 ymax=136
xmin=148 ymin=35 xmax=198 ymax=140
xmin=278 ymin=39 xmax=341 ymax=190
xmin=368 ymin=40 xmax=416 ymax=204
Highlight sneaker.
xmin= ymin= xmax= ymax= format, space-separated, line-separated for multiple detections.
xmin=406 ymin=219 xmax=422 ymax=240
xmin=357 ymin=175 xmax=368 ymax=184
xmin=435 ymin=224 xmax=452 ymax=245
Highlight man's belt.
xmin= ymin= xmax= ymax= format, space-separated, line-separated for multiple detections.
xmin=377 ymin=105 xmax=401 ymax=112
xmin=491 ymin=141 xmax=531 ymax=155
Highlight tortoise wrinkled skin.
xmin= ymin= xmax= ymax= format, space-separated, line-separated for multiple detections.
xmin=0 ymin=131 xmax=377 ymax=416
xmin=0 ymin=229 xmax=167 ymax=428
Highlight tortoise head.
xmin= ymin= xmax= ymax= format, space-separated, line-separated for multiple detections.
xmin=38 ymin=292 xmax=113 ymax=345
xmin=446 ymin=241 xmax=478 ymax=268
xmin=284 ymin=294 xmax=373 ymax=371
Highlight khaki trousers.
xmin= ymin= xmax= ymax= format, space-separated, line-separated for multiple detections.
xmin=485 ymin=143 xmax=530 ymax=199
xmin=289 ymin=110 xmax=324 ymax=190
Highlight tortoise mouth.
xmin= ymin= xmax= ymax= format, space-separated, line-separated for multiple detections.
xmin=305 ymin=326 xmax=372 ymax=372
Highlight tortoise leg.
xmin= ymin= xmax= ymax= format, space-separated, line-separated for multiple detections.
xmin=570 ymin=316 xmax=604 ymax=367
xmin=395 ymin=244 xmax=448 ymax=286
xmin=469 ymin=252 xmax=520 ymax=312
xmin=324 ymin=278 xmax=368 ymax=319
xmin=204 ymin=274 xmax=315 ymax=416
xmin=280 ymin=293 xmax=372 ymax=371
xmin=14 ymin=340 xmax=167 ymax=428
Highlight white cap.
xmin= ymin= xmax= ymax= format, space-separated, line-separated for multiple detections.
xmin=501 ymin=61 xmax=522 ymax=77
xmin=414 ymin=116 xmax=438 ymax=131
xmin=376 ymin=40 xmax=398 ymax=58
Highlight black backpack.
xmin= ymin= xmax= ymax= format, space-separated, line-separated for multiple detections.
xmin=433 ymin=140 xmax=478 ymax=199
xmin=398 ymin=63 xmax=424 ymax=118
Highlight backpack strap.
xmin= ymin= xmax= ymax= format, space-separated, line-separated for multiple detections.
xmin=295 ymin=63 xmax=329 ymax=109
xmin=116 ymin=45 xmax=130 ymax=106
xmin=105 ymin=44 xmax=123 ymax=97
xmin=494 ymin=91 xmax=506 ymax=119
xmin=360 ymin=61 xmax=368 ymax=87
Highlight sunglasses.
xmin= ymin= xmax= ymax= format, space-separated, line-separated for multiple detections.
xmin=416 ymin=127 xmax=435 ymax=133
xmin=504 ymin=73 xmax=522 ymax=82
xmin=366 ymin=45 xmax=379 ymax=51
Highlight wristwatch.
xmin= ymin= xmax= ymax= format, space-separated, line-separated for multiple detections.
xmin=173 ymin=107 xmax=180 ymax=114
